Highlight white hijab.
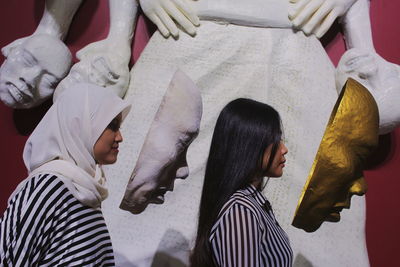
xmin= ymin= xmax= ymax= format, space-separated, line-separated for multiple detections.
xmin=16 ymin=83 xmax=131 ymax=208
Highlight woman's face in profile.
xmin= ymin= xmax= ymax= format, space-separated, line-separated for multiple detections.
xmin=93 ymin=113 xmax=123 ymax=165
xmin=262 ymin=141 xmax=288 ymax=177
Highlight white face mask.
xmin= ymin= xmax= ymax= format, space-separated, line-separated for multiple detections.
xmin=0 ymin=34 xmax=71 ymax=109
xmin=120 ymin=70 xmax=202 ymax=214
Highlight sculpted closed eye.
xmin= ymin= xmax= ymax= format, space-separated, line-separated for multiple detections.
xmin=22 ymin=50 xmax=38 ymax=67
xmin=43 ymin=74 xmax=58 ymax=88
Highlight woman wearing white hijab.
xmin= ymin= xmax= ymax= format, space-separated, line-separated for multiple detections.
xmin=0 ymin=83 xmax=130 ymax=266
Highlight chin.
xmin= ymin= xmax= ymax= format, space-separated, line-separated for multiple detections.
xmin=101 ymin=157 xmax=118 ymax=165
xmin=120 ymin=198 xmax=149 ymax=214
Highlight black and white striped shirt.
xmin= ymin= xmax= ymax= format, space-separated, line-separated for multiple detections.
xmin=209 ymin=184 xmax=293 ymax=267
xmin=0 ymin=173 xmax=114 ymax=266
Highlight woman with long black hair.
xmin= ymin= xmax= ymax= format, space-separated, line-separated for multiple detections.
xmin=191 ymin=98 xmax=293 ymax=267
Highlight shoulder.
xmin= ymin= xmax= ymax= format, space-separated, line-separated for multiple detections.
xmin=210 ymin=194 xmax=262 ymax=237
xmin=10 ymin=173 xmax=71 ymax=205
xmin=6 ymin=173 xmax=81 ymax=223
xmin=220 ymin=189 xmax=262 ymax=219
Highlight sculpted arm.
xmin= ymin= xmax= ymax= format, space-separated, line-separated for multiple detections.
xmin=336 ymin=0 xmax=400 ymax=134
xmin=2 ymin=0 xmax=82 ymax=56
xmin=56 ymin=0 xmax=138 ymax=98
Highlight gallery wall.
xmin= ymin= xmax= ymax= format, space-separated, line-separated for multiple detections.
xmin=0 ymin=1 xmax=399 ymax=266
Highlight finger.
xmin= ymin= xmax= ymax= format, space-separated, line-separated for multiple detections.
xmin=292 ymin=0 xmax=324 ymax=27
xmin=314 ymin=10 xmax=338 ymax=38
xmin=156 ymin=7 xmax=179 ymax=38
xmin=91 ymin=57 xmax=120 ymax=84
xmin=147 ymin=12 xmax=171 ymax=38
xmin=289 ymin=0 xmax=311 ymax=20
xmin=173 ymin=0 xmax=200 ymax=26
xmin=302 ymin=2 xmax=331 ymax=35
xmin=164 ymin=1 xmax=196 ymax=36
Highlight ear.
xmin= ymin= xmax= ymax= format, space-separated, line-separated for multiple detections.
xmin=1 ymin=37 xmax=29 ymax=57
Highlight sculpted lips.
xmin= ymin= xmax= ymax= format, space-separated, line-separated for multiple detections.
xmin=327 ymin=205 xmax=347 ymax=222
xmin=8 ymin=83 xmax=33 ymax=104
xmin=148 ymin=187 xmax=168 ymax=204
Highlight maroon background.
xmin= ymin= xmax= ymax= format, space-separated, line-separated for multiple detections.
xmin=0 ymin=1 xmax=399 ymax=266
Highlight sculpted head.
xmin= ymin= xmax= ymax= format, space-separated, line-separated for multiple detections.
xmin=120 ymin=70 xmax=202 ymax=214
xmin=292 ymin=78 xmax=379 ymax=232
xmin=0 ymin=34 xmax=72 ymax=108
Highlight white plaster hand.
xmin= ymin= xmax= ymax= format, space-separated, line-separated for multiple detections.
xmin=139 ymin=0 xmax=200 ymax=38
xmin=289 ymin=0 xmax=358 ymax=38
xmin=75 ymin=38 xmax=131 ymax=97
xmin=336 ymin=48 xmax=400 ymax=134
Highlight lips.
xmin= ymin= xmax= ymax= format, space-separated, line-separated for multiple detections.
xmin=326 ymin=206 xmax=346 ymax=222
xmin=7 ymin=83 xmax=33 ymax=104
xmin=326 ymin=212 xmax=341 ymax=222
xmin=148 ymin=187 xmax=168 ymax=204
xmin=149 ymin=195 xmax=165 ymax=204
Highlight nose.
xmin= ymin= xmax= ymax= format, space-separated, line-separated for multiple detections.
xmin=20 ymin=66 xmax=41 ymax=86
xmin=281 ymin=142 xmax=288 ymax=155
xmin=176 ymin=166 xmax=189 ymax=180
xmin=115 ymin=130 xmax=123 ymax=143
xmin=349 ymin=177 xmax=368 ymax=196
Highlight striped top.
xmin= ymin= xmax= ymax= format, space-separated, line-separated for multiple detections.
xmin=0 ymin=173 xmax=114 ymax=266
xmin=209 ymin=185 xmax=293 ymax=267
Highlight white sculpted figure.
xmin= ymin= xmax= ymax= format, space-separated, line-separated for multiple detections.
xmin=55 ymin=0 xmax=138 ymax=99
xmin=100 ymin=0 xmax=389 ymax=266
xmin=120 ymin=70 xmax=202 ymax=214
xmin=0 ymin=0 xmax=82 ymax=108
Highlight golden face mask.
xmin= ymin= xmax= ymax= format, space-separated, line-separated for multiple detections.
xmin=292 ymin=78 xmax=379 ymax=232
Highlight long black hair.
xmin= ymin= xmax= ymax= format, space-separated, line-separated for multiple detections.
xmin=190 ymin=98 xmax=283 ymax=267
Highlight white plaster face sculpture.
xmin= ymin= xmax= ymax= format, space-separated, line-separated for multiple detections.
xmin=0 ymin=34 xmax=72 ymax=108
xmin=120 ymin=70 xmax=202 ymax=214
xmin=336 ymin=48 xmax=400 ymax=134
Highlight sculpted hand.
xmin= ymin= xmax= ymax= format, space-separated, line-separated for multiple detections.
xmin=289 ymin=0 xmax=358 ymax=38
xmin=336 ymin=48 xmax=400 ymax=134
xmin=76 ymin=38 xmax=130 ymax=97
xmin=139 ymin=0 xmax=200 ymax=38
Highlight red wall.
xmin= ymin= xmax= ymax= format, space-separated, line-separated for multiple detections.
xmin=0 ymin=1 xmax=399 ymax=266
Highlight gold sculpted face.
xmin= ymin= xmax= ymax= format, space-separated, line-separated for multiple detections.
xmin=292 ymin=78 xmax=379 ymax=232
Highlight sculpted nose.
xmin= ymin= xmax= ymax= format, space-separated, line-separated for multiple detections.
xmin=20 ymin=66 xmax=41 ymax=86
xmin=176 ymin=166 xmax=189 ymax=180
xmin=349 ymin=177 xmax=368 ymax=196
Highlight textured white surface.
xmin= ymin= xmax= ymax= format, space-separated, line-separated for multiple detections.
xmin=102 ymin=22 xmax=369 ymax=267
